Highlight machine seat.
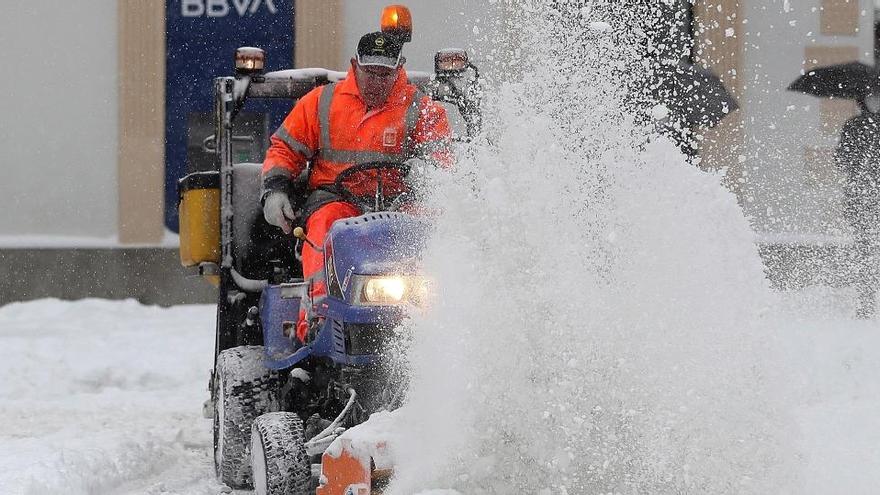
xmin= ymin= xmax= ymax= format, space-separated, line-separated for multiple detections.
xmin=232 ymin=163 xmax=301 ymax=282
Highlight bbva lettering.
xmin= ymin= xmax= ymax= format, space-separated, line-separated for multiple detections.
xmin=182 ymin=0 xmax=278 ymax=17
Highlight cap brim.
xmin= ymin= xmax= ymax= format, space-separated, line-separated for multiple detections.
xmin=357 ymin=53 xmax=401 ymax=69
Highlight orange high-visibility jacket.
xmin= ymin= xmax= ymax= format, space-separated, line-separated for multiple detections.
xmin=261 ymin=67 xmax=453 ymax=198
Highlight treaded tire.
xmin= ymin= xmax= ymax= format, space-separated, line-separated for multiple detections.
xmin=214 ymin=345 xmax=280 ymax=488
xmin=251 ymin=412 xmax=312 ymax=495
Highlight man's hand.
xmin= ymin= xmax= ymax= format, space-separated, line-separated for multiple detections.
xmin=263 ymin=191 xmax=296 ymax=234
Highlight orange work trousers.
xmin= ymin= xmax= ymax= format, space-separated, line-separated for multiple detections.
xmin=297 ymin=201 xmax=360 ymax=342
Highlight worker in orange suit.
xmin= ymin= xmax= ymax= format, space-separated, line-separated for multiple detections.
xmin=260 ymin=32 xmax=453 ymax=342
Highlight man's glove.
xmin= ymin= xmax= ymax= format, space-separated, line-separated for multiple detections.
xmin=263 ymin=191 xmax=295 ymax=234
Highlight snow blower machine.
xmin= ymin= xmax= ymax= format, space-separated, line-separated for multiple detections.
xmin=176 ymin=5 xmax=480 ymax=494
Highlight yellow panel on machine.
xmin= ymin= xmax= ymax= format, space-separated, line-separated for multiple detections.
xmin=178 ymin=171 xmax=221 ymax=268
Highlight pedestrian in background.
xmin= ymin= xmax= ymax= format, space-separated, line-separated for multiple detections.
xmin=836 ymin=94 xmax=880 ymax=318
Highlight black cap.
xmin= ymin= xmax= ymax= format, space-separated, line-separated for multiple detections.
xmin=357 ymin=32 xmax=403 ymax=68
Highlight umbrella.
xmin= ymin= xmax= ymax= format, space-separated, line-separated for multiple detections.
xmin=787 ymin=61 xmax=880 ymax=99
xmin=651 ymin=61 xmax=739 ymax=129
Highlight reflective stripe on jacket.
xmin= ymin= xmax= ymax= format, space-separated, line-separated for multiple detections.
xmin=261 ymin=67 xmax=453 ymax=197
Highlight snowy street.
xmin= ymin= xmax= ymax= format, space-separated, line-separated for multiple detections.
xmin=0 ymin=300 xmax=220 ymax=495
xmin=4 ymin=1 xmax=880 ymax=493
xmin=1 ymin=293 xmax=878 ymax=494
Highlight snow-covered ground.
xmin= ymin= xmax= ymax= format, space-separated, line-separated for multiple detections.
xmin=1 ymin=293 xmax=878 ymax=494
xmin=772 ymin=288 xmax=880 ymax=493
xmin=0 ymin=299 xmax=220 ymax=495
xmin=3 ymin=4 xmax=880 ymax=494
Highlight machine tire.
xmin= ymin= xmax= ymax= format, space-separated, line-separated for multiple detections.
xmin=214 ymin=345 xmax=280 ymax=488
xmin=251 ymin=412 xmax=312 ymax=495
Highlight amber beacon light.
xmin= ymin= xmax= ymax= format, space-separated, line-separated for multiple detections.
xmin=234 ymin=46 xmax=266 ymax=74
xmin=435 ymin=49 xmax=470 ymax=74
xmin=381 ymin=5 xmax=413 ymax=42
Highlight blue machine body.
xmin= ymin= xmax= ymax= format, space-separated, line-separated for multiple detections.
xmin=260 ymin=212 xmax=431 ymax=370
xmin=259 ymin=284 xmax=301 ymax=368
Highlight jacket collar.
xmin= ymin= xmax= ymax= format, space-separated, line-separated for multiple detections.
xmin=338 ymin=66 xmax=412 ymax=108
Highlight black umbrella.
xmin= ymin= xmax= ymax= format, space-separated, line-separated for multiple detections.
xmin=788 ymin=61 xmax=880 ymax=99
xmin=651 ymin=61 xmax=739 ymax=128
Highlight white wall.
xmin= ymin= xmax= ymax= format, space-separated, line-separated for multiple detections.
xmin=0 ymin=1 xmax=119 ymax=240
xmin=741 ymin=0 xmax=874 ymax=235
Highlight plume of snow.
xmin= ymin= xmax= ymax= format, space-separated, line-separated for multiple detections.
xmin=385 ymin=2 xmax=800 ymax=493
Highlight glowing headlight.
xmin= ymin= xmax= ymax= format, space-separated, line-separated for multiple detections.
xmin=364 ymin=277 xmax=407 ymax=304
xmin=356 ymin=275 xmax=430 ymax=306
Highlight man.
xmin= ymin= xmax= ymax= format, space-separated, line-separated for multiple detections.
xmin=836 ymin=94 xmax=880 ymax=318
xmin=260 ymin=31 xmax=453 ymax=341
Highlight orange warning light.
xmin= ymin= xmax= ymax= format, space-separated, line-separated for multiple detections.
xmin=380 ymin=5 xmax=412 ymax=43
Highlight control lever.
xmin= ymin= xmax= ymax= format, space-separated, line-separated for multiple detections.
xmin=293 ymin=227 xmax=322 ymax=252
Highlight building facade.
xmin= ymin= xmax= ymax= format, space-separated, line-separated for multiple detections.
xmin=693 ymin=0 xmax=874 ymax=239
xmin=0 ymin=1 xmax=874 ymax=245
xmin=0 ymin=0 xmax=496 ymax=248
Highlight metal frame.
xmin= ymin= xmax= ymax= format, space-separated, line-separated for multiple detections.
xmin=212 ymin=66 xmax=482 ymax=287
xmin=209 ymin=63 xmax=482 ymax=358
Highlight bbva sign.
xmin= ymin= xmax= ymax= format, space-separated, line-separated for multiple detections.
xmin=181 ymin=0 xmax=278 ymax=17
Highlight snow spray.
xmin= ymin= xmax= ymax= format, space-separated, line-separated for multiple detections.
xmin=386 ymin=2 xmax=800 ymax=493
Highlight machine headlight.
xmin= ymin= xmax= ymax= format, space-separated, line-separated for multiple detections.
xmin=364 ymin=277 xmax=406 ymax=303
xmin=355 ymin=275 xmax=430 ymax=306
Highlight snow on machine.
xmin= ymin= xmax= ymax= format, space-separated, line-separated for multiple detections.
xmin=176 ymin=5 xmax=481 ymax=494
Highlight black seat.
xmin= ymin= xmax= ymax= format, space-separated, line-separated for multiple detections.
xmin=232 ymin=163 xmax=302 ymax=281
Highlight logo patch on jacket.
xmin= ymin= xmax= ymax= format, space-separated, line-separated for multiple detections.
xmin=383 ymin=127 xmax=398 ymax=148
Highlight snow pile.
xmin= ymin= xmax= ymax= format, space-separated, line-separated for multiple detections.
xmin=771 ymin=288 xmax=880 ymax=493
xmin=386 ymin=2 xmax=798 ymax=493
xmin=0 ymin=299 xmax=218 ymax=495
xmin=3 ymin=295 xmax=877 ymax=493
xmin=324 ymin=410 xmax=397 ymax=471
